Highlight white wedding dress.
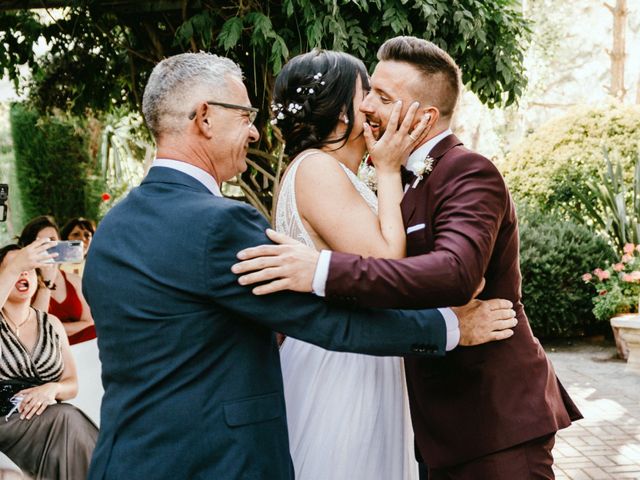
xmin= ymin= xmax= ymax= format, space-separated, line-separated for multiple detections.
xmin=274 ymin=152 xmax=418 ymax=480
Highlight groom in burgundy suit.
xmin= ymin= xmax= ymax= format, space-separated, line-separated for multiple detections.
xmin=233 ymin=37 xmax=582 ymax=479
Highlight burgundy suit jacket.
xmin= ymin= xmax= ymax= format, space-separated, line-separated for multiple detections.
xmin=326 ymin=134 xmax=582 ymax=468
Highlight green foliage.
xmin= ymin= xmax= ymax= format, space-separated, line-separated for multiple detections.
xmin=0 ymin=1 xmax=530 ymax=113
xmin=518 ymin=205 xmax=616 ymax=338
xmin=570 ymin=152 xmax=640 ymax=251
xmin=501 ymin=103 xmax=640 ymax=213
xmin=1 ymin=0 xmax=530 ymax=219
xmin=0 ymin=104 xmax=24 ymax=243
xmin=9 ymin=103 xmax=104 ymax=226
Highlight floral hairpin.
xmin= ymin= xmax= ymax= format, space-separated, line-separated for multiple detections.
xmin=270 ymin=72 xmax=326 ymax=125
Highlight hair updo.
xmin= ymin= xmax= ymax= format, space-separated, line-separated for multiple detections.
xmin=271 ymin=49 xmax=369 ymax=158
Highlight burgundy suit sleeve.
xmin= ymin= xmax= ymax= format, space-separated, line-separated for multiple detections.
xmin=326 ymin=153 xmax=508 ymax=309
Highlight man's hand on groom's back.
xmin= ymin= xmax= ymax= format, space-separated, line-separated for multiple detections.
xmin=453 ymin=298 xmax=517 ymax=346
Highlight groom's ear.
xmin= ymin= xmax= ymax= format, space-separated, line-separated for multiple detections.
xmin=416 ymin=106 xmax=439 ymax=130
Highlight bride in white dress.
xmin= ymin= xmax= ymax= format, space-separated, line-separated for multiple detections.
xmin=271 ymin=50 xmax=429 ymax=480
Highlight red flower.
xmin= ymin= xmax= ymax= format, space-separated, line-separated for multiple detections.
xmin=101 ymin=193 xmax=112 ymax=202
xmin=599 ymin=290 xmax=607 ymax=296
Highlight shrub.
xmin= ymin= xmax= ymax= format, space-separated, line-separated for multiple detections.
xmin=501 ymin=103 xmax=640 ymax=212
xmin=518 ymin=205 xmax=616 ymax=338
xmin=9 ymin=103 xmax=105 ymax=226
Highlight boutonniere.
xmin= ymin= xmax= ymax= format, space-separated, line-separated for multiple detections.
xmin=410 ymin=155 xmax=435 ymax=188
xmin=357 ymin=155 xmax=377 ymax=192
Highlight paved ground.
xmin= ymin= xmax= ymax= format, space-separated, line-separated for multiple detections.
xmin=547 ymin=340 xmax=640 ymax=479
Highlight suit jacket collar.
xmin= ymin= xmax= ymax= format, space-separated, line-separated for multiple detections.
xmin=142 ymin=166 xmax=215 ymax=196
xmin=429 ymin=133 xmax=463 ymax=160
xmin=152 ymin=158 xmax=222 ymax=196
xmin=406 ymin=129 xmax=453 ymax=173
xmin=400 ymin=133 xmax=464 ymax=226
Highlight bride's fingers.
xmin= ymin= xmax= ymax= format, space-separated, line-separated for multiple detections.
xmin=363 ymin=123 xmax=376 ymax=152
xmin=409 ymin=113 xmax=432 ymax=145
xmin=382 ymin=100 xmax=402 ymax=136
xmin=398 ymin=102 xmax=420 ymax=136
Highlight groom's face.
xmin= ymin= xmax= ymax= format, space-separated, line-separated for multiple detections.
xmin=360 ymin=60 xmax=426 ymax=139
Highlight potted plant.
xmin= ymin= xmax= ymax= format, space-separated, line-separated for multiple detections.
xmin=584 ymin=243 xmax=640 ymax=370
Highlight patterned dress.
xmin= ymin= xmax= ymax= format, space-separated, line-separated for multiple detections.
xmin=0 ymin=308 xmax=98 ymax=480
xmin=0 ymin=308 xmax=64 ymax=383
xmin=274 ymin=151 xmax=419 ymax=480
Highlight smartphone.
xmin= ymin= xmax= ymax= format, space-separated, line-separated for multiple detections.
xmin=45 ymin=241 xmax=84 ymax=264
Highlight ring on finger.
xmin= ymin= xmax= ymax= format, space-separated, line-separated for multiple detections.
xmin=408 ymin=134 xmax=417 ymax=141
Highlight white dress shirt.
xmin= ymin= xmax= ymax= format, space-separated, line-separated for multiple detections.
xmin=152 ymin=158 xmax=222 ymax=197
xmin=312 ymin=129 xmax=460 ymax=351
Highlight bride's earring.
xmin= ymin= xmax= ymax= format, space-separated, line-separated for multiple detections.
xmin=342 ymin=115 xmax=349 ymax=125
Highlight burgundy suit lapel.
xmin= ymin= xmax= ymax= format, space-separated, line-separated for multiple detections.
xmin=400 ymin=134 xmax=464 ymax=226
xmin=429 ymin=133 xmax=463 ymax=160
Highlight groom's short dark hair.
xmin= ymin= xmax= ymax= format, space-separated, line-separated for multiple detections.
xmin=378 ymin=36 xmax=461 ymax=119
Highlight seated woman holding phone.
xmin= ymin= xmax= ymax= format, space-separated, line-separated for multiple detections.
xmin=0 ymin=239 xmax=97 ymax=479
xmin=18 ymin=216 xmax=96 ymax=345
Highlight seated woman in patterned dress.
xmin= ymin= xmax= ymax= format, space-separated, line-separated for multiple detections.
xmin=0 ymin=240 xmax=97 ymax=480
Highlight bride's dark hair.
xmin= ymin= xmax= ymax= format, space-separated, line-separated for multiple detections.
xmin=271 ymin=49 xmax=369 ymax=158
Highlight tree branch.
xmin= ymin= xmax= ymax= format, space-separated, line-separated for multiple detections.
xmin=93 ymin=22 xmax=157 ymax=64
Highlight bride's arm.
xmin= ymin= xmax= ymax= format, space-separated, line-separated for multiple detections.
xmin=295 ymin=152 xmax=405 ymax=259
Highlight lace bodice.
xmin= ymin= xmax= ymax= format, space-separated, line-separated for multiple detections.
xmin=274 ymin=151 xmax=378 ymax=248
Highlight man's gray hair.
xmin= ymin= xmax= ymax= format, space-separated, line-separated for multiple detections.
xmin=142 ymin=52 xmax=243 ymax=140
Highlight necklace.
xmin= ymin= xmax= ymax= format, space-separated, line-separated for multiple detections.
xmin=2 ymin=308 xmax=32 ymax=339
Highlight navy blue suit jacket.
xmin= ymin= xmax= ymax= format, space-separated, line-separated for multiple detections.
xmin=83 ymin=166 xmax=446 ymax=480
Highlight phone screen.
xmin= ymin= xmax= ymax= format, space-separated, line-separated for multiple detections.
xmin=45 ymin=241 xmax=84 ymax=264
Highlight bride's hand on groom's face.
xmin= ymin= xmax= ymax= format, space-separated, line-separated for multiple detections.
xmin=232 ymin=229 xmax=318 ymax=295
xmin=364 ymin=100 xmax=431 ymax=174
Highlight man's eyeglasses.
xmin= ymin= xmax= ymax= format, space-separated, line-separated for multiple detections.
xmin=189 ymin=101 xmax=259 ymax=126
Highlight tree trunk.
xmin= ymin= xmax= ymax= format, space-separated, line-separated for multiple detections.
xmin=605 ymin=0 xmax=628 ymax=100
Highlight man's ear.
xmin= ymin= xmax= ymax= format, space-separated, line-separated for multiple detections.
xmin=420 ymin=106 xmax=440 ymax=132
xmin=413 ymin=106 xmax=439 ymax=131
xmin=194 ymin=102 xmax=215 ymax=139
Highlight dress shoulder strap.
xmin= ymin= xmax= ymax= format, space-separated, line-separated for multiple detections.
xmin=273 ymin=150 xmax=324 ymax=248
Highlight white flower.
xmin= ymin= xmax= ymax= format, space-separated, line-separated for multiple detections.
xmin=357 ymin=161 xmax=377 ymax=192
xmin=409 ymin=155 xmax=435 ymax=188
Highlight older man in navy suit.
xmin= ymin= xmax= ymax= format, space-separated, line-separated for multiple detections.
xmin=83 ymin=52 xmax=516 ymax=480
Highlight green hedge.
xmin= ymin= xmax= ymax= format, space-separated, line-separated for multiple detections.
xmin=10 ymin=103 xmax=104 ymax=226
xmin=518 ymin=205 xmax=616 ymax=338
xmin=501 ymin=103 xmax=640 ymax=212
